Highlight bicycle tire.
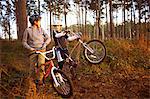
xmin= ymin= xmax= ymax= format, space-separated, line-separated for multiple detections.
xmin=83 ymin=39 xmax=106 ymax=64
xmin=51 ymin=69 xmax=73 ymax=98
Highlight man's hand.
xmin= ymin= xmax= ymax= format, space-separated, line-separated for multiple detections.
xmin=41 ymin=43 xmax=47 ymax=49
xmin=64 ymin=29 xmax=71 ymax=34
xmin=62 ymin=31 xmax=67 ymax=35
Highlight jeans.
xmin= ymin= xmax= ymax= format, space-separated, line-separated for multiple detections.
xmin=29 ymin=50 xmax=45 ymax=82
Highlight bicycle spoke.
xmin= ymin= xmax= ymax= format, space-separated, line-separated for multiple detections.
xmin=54 ymin=79 xmax=71 ymax=95
xmin=52 ymin=70 xmax=72 ymax=97
xmin=84 ymin=40 xmax=106 ymax=64
xmin=60 ymin=84 xmax=70 ymax=95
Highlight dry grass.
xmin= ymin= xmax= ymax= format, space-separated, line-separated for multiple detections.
xmin=1 ymin=39 xmax=150 ymax=98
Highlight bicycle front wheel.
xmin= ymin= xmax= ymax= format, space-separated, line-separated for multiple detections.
xmin=84 ymin=40 xmax=106 ymax=64
xmin=51 ymin=69 xmax=73 ymax=98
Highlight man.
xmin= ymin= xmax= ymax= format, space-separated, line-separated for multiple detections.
xmin=52 ymin=21 xmax=80 ymax=70
xmin=22 ymin=14 xmax=51 ymax=85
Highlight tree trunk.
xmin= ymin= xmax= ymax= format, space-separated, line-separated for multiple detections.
xmin=8 ymin=21 xmax=11 ymax=40
xmin=133 ymin=2 xmax=136 ymax=40
xmin=82 ymin=8 xmax=84 ymax=37
xmin=147 ymin=0 xmax=150 ymax=50
xmin=144 ymin=2 xmax=147 ymax=41
xmin=138 ymin=0 xmax=142 ymax=40
xmin=6 ymin=0 xmax=11 ymax=40
xmin=95 ymin=10 xmax=98 ymax=39
xmin=98 ymin=1 xmax=101 ymax=40
xmin=123 ymin=0 xmax=126 ymax=39
xmin=95 ymin=0 xmax=100 ymax=40
xmin=64 ymin=13 xmax=67 ymax=30
xmin=126 ymin=0 xmax=129 ymax=39
xmin=130 ymin=0 xmax=133 ymax=40
xmin=109 ymin=0 xmax=113 ymax=38
xmin=148 ymin=22 xmax=150 ymax=50
xmin=64 ymin=1 xmax=67 ymax=30
xmin=138 ymin=0 xmax=145 ymax=49
xmin=85 ymin=6 xmax=87 ymax=39
xmin=49 ymin=0 xmax=52 ymax=38
xmin=115 ymin=9 xmax=118 ymax=39
xmin=105 ymin=2 xmax=109 ymax=39
xmin=15 ymin=0 xmax=27 ymax=40
xmin=38 ymin=0 xmax=40 ymax=15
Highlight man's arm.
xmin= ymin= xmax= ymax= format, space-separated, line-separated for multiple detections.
xmin=67 ymin=33 xmax=81 ymax=41
xmin=22 ymin=29 xmax=35 ymax=51
xmin=44 ymin=31 xmax=51 ymax=45
xmin=41 ymin=29 xmax=51 ymax=49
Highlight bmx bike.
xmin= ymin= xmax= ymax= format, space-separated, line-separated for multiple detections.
xmin=30 ymin=47 xmax=73 ymax=98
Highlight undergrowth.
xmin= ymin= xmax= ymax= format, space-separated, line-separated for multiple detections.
xmin=1 ymin=39 xmax=150 ymax=98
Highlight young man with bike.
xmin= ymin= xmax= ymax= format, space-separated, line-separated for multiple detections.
xmin=22 ymin=14 xmax=51 ymax=85
xmin=52 ymin=21 xmax=80 ymax=70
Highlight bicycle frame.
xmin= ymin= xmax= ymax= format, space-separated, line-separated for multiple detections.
xmin=35 ymin=47 xmax=61 ymax=87
xmin=79 ymin=39 xmax=94 ymax=53
xmin=70 ymin=39 xmax=94 ymax=56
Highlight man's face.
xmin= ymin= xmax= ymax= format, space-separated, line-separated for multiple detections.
xmin=34 ymin=20 xmax=41 ymax=28
xmin=55 ymin=25 xmax=62 ymax=32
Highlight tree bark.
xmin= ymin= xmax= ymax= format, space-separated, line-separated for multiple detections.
xmin=8 ymin=21 xmax=11 ymax=40
xmin=15 ymin=0 xmax=27 ymax=40
xmin=130 ymin=0 xmax=133 ymax=40
xmin=109 ymin=0 xmax=113 ymax=38
xmin=123 ymin=0 xmax=126 ymax=39
xmin=133 ymin=2 xmax=136 ymax=40
xmin=138 ymin=0 xmax=142 ymax=40
xmin=38 ymin=0 xmax=40 ymax=15
xmin=64 ymin=1 xmax=67 ymax=30
xmin=147 ymin=1 xmax=150 ymax=50
xmin=105 ymin=2 xmax=109 ymax=39
xmin=49 ymin=0 xmax=52 ymax=38
xmin=85 ymin=6 xmax=87 ymax=39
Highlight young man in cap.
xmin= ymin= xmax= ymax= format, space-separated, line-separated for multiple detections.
xmin=22 ymin=14 xmax=51 ymax=85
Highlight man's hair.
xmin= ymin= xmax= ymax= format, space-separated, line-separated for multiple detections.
xmin=29 ymin=14 xmax=41 ymax=25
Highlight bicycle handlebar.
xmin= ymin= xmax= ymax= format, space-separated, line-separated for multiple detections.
xmin=64 ymin=30 xmax=82 ymax=36
xmin=30 ymin=47 xmax=56 ymax=60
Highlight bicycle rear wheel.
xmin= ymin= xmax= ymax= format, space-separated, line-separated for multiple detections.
xmin=51 ymin=69 xmax=73 ymax=98
xmin=83 ymin=40 xmax=106 ymax=64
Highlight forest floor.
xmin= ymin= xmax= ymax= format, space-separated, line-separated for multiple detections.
xmin=1 ymin=39 xmax=150 ymax=99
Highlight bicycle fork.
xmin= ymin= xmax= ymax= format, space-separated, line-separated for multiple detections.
xmin=79 ymin=39 xmax=94 ymax=53
xmin=51 ymin=67 xmax=64 ymax=87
